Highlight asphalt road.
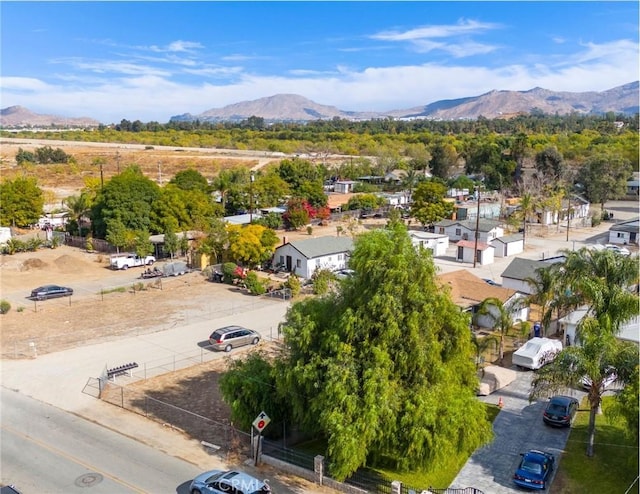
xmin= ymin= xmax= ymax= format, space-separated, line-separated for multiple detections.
xmin=1 ymin=387 xmax=203 ymax=493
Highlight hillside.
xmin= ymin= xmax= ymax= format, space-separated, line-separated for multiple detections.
xmin=0 ymin=105 xmax=100 ymax=128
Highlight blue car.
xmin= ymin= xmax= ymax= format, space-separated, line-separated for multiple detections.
xmin=189 ymin=469 xmax=270 ymax=494
xmin=513 ymin=449 xmax=555 ymax=490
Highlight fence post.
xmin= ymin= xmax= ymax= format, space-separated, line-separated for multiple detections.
xmin=391 ymin=480 xmax=402 ymax=494
xmin=314 ymin=455 xmax=324 ymax=486
xmin=120 ymin=386 xmax=124 ymax=408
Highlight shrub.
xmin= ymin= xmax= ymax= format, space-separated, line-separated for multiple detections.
xmin=244 ymin=271 xmax=267 ymax=295
xmin=222 ymin=262 xmax=238 ymax=284
xmin=17 ymin=306 xmax=25 ymax=313
xmin=311 ymin=268 xmax=334 ymax=295
xmin=285 ymin=275 xmax=301 ymax=297
xmin=0 ymin=300 xmax=11 ymax=314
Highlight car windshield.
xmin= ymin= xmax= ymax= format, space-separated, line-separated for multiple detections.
xmin=521 ymin=460 xmax=543 ymax=475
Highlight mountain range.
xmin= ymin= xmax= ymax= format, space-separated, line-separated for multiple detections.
xmin=1 ymin=82 xmax=638 ymax=127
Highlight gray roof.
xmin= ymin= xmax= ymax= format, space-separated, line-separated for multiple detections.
xmin=492 ymin=233 xmax=524 ymax=244
xmin=609 ymin=218 xmax=639 ymax=233
xmin=434 ymin=218 xmax=503 ymax=233
xmin=500 ymin=257 xmax=553 ymax=281
xmin=285 ymin=236 xmax=354 ymax=259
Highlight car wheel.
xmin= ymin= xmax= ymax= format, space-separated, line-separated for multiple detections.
xmin=252 ymin=337 xmax=259 ymax=345
xmin=224 ymin=344 xmax=232 ymax=352
xmin=147 ymin=260 xmax=154 ymax=265
xmin=191 ymin=490 xmax=202 ymax=494
xmin=122 ymin=265 xmax=129 ymax=270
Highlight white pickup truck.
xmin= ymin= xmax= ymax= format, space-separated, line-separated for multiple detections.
xmin=110 ymin=253 xmax=156 ymax=270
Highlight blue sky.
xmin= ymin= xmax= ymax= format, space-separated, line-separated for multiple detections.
xmin=1 ymin=1 xmax=638 ymax=124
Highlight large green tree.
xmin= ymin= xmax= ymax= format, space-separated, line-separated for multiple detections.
xmin=410 ymin=180 xmax=454 ymax=227
xmin=275 ymin=224 xmax=492 ymax=479
xmin=576 ymin=152 xmax=633 ymax=208
xmin=91 ymin=166 xmax=161 ymax=238
xmin=0 ymin=177 xmax=44 ymax=227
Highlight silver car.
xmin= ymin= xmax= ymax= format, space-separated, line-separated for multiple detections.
xmin=189 ymin=469 xmax=270 ymax=494
xmin=209 ymin=325 xmax=260 ymax=352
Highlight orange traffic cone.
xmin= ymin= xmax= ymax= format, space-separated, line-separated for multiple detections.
xmin=498 ymin=397 xmax=504 ymax=408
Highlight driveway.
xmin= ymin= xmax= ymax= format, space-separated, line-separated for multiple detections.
xmin=450 ymin=369 xmax=585 ymax=493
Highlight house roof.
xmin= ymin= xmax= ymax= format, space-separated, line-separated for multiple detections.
xmin=500 ymin=257 xmax=553 ymax=281
xmin=492 ymin=233 xmax=524 ymax=244
xmin=457 ymin=239 xmax=493 ymax=250
xmin=409 ymin=231 xmax=448 ymax=240
xmin=609 ymin=218 xmax=639 ymax=233
xmin=433 ymin=218 xmax=503 ymax=233
xmin=224 ymin=213 xmax=262 ymax=225
xmin=438 ymin=269 xmax=517 ymax=309
xmin=277 ymin=236 xmax=354 ymax=259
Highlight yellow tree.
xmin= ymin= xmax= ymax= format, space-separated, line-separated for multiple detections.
xmin=226 ymin=224 xmax=278 ymax=267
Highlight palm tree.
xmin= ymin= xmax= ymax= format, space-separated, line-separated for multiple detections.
xmin=64 ymin=192 xmax=92 ymax=237
xmin=557 ymin=247 xmax=639 ymax=333
xmin=471 ymin=332 xmax=499 ymax=369
xmin=477 ymin=296 xmax=526 ymax=364
xmin=530 ymin=317 xmax=638 ymax=457
xmin=212 ymin=170 xmax=233 ymax=213
xmin=524 ymin=265 xmax=559 ymax=337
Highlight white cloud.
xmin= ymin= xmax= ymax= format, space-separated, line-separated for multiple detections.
xmin=371 ymin=19 xmax=500 ymax=41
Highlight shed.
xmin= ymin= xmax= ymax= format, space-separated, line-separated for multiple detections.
xmin=455 ymin=239 xmax=495 ymax=266
xmin=409 ymin=231 xmax=449 ymax=257
xmin=608 ymin=217 xmax=639 ymax=245
xmin=491 ymin=233 xmax=524 ymax=258
xmin=334 ymin=181 xmax=357 ymax=194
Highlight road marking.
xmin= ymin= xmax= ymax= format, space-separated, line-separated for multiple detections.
xmin=1 ymin=423 xmax=146 ymax=493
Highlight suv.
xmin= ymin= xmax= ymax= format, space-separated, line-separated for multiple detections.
xmin=209 ymin=325 xmax=260 ymax=352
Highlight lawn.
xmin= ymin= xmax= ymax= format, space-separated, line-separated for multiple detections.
xmin=552 ymin=396 xmax=639 ymax=493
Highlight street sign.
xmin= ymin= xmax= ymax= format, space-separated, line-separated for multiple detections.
xmin=252 ymin=411 xmax=271 ymax=433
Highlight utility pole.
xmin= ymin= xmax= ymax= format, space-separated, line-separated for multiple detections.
xmin=566 ymin=194 xmax=571 ymax=242
xmin=473 ymin=186 xmax=481 ymax=268
xmin=249 ymin=171 xmax=255 ymax=223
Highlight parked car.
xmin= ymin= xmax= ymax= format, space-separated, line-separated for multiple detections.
xmin=209 ymin=325 xmax=260 ymax=352
xmin=482 ymin=278 xmax=501 ymax=286
xmin=335 ymin=269 xmax=355 ymax=279
xmin=512 ymin=337 xmax=563 ymax=370
xmin=29 ymin=285 xmax=73 ymax=301
xmin=543 ymin=395 xmax=579 ymax=427
xmin=513 ymin=449 xmax=555 ymax=490
xmin=189 ymin=469 xmax=270 ymax=494
xmin=604 ymin=244 xmax=630 ymax=256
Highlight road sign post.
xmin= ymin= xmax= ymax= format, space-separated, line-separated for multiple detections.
xmin=252 ymin=411 xmax=271 ymax=465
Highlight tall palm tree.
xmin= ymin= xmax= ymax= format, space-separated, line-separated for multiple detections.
xmin=524 ymin=265 xmax=559 ymax=337
xmin=477 ymin=296 xmax=526 ymax=364
xmin=557 ymin=247 xmax=639 ymax=333
xmin=471 ymin=332 xmax=499 ymax=369
xmin=530 ymin=317 xmax=638 ymax=457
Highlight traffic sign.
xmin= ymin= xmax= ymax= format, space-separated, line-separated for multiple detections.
xmin=252 ymin=411 xmax=271 ymax=432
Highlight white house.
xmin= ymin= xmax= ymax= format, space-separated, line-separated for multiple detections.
xmin=38 ymin=212 xmax=70 ymax=229
xmin=535 ymin=195 xmax=590 ymax=226
xmin=608 ymin=218 xmax=639 ymax=245
xmin=560 ymin=308 xmax=639 ymax=346
xmin=500 ymin=257 xmax=565 ymax=294
xmin=272 ymin=236 xmax=354 ymax=279
xmin=455 ymin=239 xmax=495 ymax=266
xmin=433 ymin=219 xmax=504 ymax=243
xmin=409 ymin=231 xmax=449 ymax=257
xmin=491 ymin=234 xmax=524 ymax=258
xmin=378 ymin=192 xmax=410 ymax=207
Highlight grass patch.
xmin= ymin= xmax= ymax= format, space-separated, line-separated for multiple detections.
xmin=553 ymin=396 xmax=639 ymax=494
xmin=100 ymin=286 xmax=127 ymax=295
xmin=291 ymin=403 xmax=501 ymax=490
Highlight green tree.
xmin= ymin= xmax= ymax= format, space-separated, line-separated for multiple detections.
xmin=276 ymin=224 xmax=491 ymax=479
xmin=429 ymin=141 xmax=458 ymax=179
xmin=524 ymin=266 xmax=559 ymax=336
xmin=534 ymin=146 xmax=565 ymax=182
xmin=163 ymin=226 xmax=179 ymax=259
xmin=134 ymin=230 xmax=154 ymax=258
xmin=0 ymin=177 xmax=44 ymax=227
xmin=530 ymin=319 xmax=638 ymax=457
xmin=91 ymin=166 xmax=161 ymax=238
xmin=64 ymin=192 xmax=92 ymax=236
xmin=576 ymin=152 xmax=633 ymax=208
xmin=105 ymin=218 xmax=130 ymax=254
xmin=605 ymin=364 xmax=639 ymax=443
xmin=226 ymin=224 xmax=278 ymax=267
xmin=410 ymin=180 xmax=454 ymax=227
xmin=169 ymin=168 xmax=209 ymax=192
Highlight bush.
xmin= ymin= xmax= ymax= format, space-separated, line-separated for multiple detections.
xmin=285 ymin=275 xmax=301 ymax=297
xmin=244 ymin=271 xmax=267 ymax=295
xmin=222 ymin=262 xmax=238 ymax=284
xmin=312 ymin=268 xmax=333 ymax=295
xmin=0 ymin=300 xmax=11 ymax=314
xmin=307 ymin=226 xmax=313 ymax=235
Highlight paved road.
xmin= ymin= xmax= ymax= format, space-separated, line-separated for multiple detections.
xmin=451 ymin=370 xmax=586 ymax=493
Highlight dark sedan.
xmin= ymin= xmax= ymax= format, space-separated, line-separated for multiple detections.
xmin=513 ymin=449 xmax=555 ymax=490
xmin=30 ymin=285 xmax=73 ymax=301
xmin=543 ymin=395 xmax=579 ymax=427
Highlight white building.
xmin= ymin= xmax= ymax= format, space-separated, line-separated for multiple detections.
xmin=455 ymin=240 xmax=495 ymax=266
xmin=433 ymin=219 xmax=504 ymax=243
xmin=408 ymin=231 xmax=449 ymax=257
xmin=491 ymin=234 xmax=524 ymax=258
xmin=607 ymin=218 xmax=639 ymax=245
xmin=272 ymin=236 xmax=354 ymax=279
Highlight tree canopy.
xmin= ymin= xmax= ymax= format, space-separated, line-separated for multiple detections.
xmin=0 ymin=176 xmax=44 ymax=227
xmin=272 ymin=224 xmax=491 ymax=479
